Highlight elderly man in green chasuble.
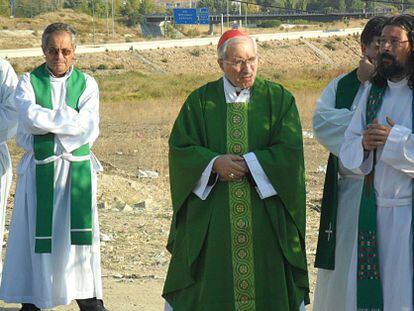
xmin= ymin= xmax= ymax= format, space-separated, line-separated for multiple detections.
xmin=163 ymin=29 xmax=309 ymax=311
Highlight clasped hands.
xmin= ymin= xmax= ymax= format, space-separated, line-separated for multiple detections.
xmin=362 ymin=117 xmax=395 ymax=151
xmin=213 ymin=154 xmax=248 ymax=182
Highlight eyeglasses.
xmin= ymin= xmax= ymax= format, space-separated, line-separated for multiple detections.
xmin=46 ymin=47 xmax=73 ymax=57
xmin=224 ymin=57 xmax=257 ymax=68
xmin=378 ymin=37 xmax=410 ymax=49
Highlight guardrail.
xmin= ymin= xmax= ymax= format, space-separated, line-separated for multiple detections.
xmin=145 ymin=11 xmax=377 ymax=23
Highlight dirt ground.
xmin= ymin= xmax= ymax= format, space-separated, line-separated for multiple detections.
xmin=0 ymin=33 xmax=360 ymax=310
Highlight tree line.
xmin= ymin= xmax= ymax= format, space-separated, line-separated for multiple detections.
xmin=0 ymin=0 xmax=409 ymax=20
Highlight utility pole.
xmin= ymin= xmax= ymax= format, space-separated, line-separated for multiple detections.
xmin=106 ymin=0 xmax=110 ymax=37
xmin=92 ymin=0 xmax=96 ymax=46
xmin=239 ymin=2 xmax=241 ymax=28
xmin=9 ymin=0 xmax=14 ymax=18
xmin=244 ymin=3 xmax=247 ymax=30
xmin=226 ymin=0 xmax=229 ymax=29
xmin=112 ymin=0 xmax=115 ymax=38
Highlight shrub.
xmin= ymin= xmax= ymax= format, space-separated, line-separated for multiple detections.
xmin=190 ymin=49 xmax=200 ymax=57
xmin=97 ymin=64 xmax=108 ymax=70
xmin=112 ymin=64 xmax=125 ymax=70
xmin=324 ymin=41 xmax=336 ymax=50
xmin=258 ymin=20 xmax=282 ymax=28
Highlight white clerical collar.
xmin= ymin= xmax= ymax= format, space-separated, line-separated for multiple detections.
xmin=223 ymin=75 xmax=250 ymax=103
xmin=387 ymin=77 xmax=409 ymax=89
xmin=46 ymin=65 xmax=73 ymax=80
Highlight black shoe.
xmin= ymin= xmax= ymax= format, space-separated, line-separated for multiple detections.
xmin=76 ymin=298 xmax=109 ymax=311
xmin=20 ymin=304 xmax=40 ymax=311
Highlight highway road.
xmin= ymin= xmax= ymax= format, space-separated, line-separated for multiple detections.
xmin=0 ymin=27 xmax=362 ymax=59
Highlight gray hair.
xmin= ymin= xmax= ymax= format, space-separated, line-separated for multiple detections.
xmin=217 ymin=36 xmax=257 ymax=60
xmin=42 ymin=22 xmax=77 ymax=48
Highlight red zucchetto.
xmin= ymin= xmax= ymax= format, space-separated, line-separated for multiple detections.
xmin=217 ymin=29 xmax=248 ymax=49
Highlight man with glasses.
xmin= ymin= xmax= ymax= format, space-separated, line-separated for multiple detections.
xmin=340 ymin=15 xmax=414 ymax=310
xmin=312 ymin=16 xmax=387 ymax=311
xmin=0 ymin=23 xmax=108 ymax=311
xmin=163 ymin=29 xmax=309 ymax=310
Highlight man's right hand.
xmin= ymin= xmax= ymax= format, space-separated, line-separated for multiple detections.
xmin=357 ymin=55 xmax=375 ymax=84
xmin=213 ymin=154 xmax=248 ymax=182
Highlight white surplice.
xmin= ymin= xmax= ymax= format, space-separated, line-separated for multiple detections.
xmin=339 ymin=78 xmax=414 ymax=311
xmin=312 ymin=74 xmax=367 ymax=311
xmin=0 ymin=59 xmax=18 ymax=281
xmin=0 ymin=66 xmax=103 ymax=309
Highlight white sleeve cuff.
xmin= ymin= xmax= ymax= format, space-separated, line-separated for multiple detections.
xmin=381 ymin=124 xmax=411 ymax=165
xmin=192 ymin=156 xmax=219 ymax=200
xmin=339 ymin=135 xmax=373 ymax=175
xmin=360 ymin=150 xmax=374 ymax=175
xmin=243 ymin=152 xmax=277 ymax=199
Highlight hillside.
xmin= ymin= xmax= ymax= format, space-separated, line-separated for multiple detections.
xmin=0 ymin=9 xmax=370 ymax=49
xmin=0 ymin=9 xmax=143 ymax=49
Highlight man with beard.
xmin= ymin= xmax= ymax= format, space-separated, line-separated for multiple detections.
xmin=163 ymin=29 xmax=309 ymax=310
xmin=312 ymin=16 xmax=387 ymax=311
xmin=340 ymin=15 xmax=414 ymax=310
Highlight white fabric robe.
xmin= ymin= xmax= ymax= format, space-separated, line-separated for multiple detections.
xmin=339 ymin=78 xmax=414 ymax=311
xmin=0 ymin=66 xmax=103 ymax=309
xmin=0 ymin=59 xmax=18 ymax=280
xmin=312 ymin=74 xmax=367 ymax=311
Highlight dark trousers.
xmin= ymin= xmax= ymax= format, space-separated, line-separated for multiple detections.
xmin=77 ymin=298 xmax=107 ymax=311
xmin=21 ymin=297 xmax=107 ymax=311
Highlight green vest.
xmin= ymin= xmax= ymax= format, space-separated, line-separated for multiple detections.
xmin=314 ymin=69 xmax=361 ymax=269
xmin=31 ymin=63 xmax=93 ymax=253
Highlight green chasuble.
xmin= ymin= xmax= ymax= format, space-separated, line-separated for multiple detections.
xmin=163 ymin=76 xmax=309 ymax=311
xmin=315 ymin=68 xmax=361 ymax=269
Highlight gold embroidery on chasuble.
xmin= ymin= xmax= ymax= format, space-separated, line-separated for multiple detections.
xmin=227 ymin=102 xmax=256 ymax=310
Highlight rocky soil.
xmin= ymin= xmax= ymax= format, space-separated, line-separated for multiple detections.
xmin=0 ymin=33 xmax=360 ymax=310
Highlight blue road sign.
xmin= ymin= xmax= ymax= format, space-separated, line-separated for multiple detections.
xmin=197 ymin=7 xmax=209 ymax=25
xmin=173 ymin=8 xmax=197 ymax=25
xmin=198 ymin=16 xmax=209 ymax=25
xmin=198 ymin=7 xmax=208 ymax=14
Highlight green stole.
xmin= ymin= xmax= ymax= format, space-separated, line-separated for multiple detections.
xmin=315 ymin=69 xmax=361 ymax=269
xmin=227 ymin=101 xmax=256 ymax=310
xmin=31 ymin=63 xmax=93 ymax=253
xmin=356 ymin=84 xmax=386 ymax=310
